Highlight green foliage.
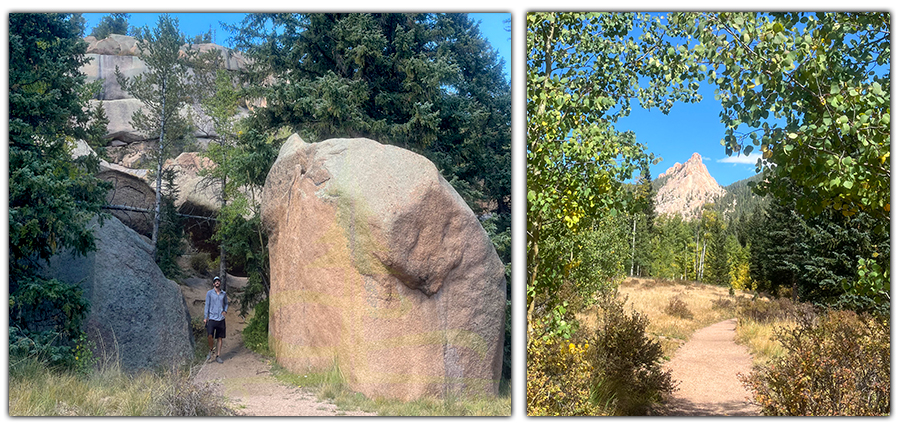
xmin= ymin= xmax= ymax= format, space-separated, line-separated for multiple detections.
xmin=191 ymin=28 xmax=214 ymax=44
xmin=189 ymin=252 xmax=212 ymax=274
xmin=89 ymin=13 xmax=130 ymax=39
xmin=527 ymin=294 xmax=675 ymax=416
xmin=10 ymin=327 xmax=76 ymax=369
xmin=155 ymin=168 xmax=185 ymax=278
xmin=116 ymin=14 xmax=196 ymax=253
xmin=648 ymin=214 xmax=696 ymax=281
xmin=741 ymin=310 xmax=890 ymax=416
xmin=746 ymin=183 xmax=889 ymax=314
xmin=671 ymin=11 xmax=890 ymax=226
xmin=228 ymin=13 xmax=511 ymax=218
xmin=725 ymin=234 xmax=751 ymax=291
xmin=581 ymin=295 xmax=675 ymax=415
xmin=241 ymin=299 xmax=270 ymax=355
xmin=527 ymin=326 xmax=608 ymax=416
xmin=9 ymin=13 xmax=111 ymax=267
xmin=9 ymin=13 xmax=110 ymax=364
xmin=527 ymin=12 xmax=704 ymax=312
xmin=530 ymin=214 xmax=629 ymax=336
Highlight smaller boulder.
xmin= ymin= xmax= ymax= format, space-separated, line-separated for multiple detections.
xmin=42 ymin=217 xmax=194 ymax=371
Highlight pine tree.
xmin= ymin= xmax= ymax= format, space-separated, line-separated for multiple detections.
xmin=89 ymin=13 xmax=130 ymax=39
xmin=9 ymin=13 xmax=111 ymax=357
xmin=228 ymin=13 xmax=511 ymax=218
xmin=116 ymin=14 xmax=195 ymax=259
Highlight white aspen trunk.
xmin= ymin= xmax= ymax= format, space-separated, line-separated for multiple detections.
xmin=150 ymin=77 xmax=167 ymax=258
xmin=630 ymin=216 xmax=637 ymax=276
xmin=699 ymin=239 xmax=707 ymax=281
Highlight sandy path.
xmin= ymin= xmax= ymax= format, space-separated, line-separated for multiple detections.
xmin=190 ymin=313 xmax=375 ymax=416
xmin=661 ymin=318 xmax=760 ymax=416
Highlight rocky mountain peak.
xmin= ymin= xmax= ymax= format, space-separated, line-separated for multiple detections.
xmin=654 ymin=153 xmax=725 ymax=219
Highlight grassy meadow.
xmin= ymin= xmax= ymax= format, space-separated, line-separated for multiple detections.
xmin=577 ymin=277 xmax=791 ymax=363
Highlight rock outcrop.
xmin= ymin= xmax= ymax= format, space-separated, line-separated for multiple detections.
xmin=160 ymin=152 xmax=221 ymax=215
xmin=98 ymin=161 xmax=155 ymax=237
xmin=42 ymin=217 xmax=193 ymax=371
xmin=261 ymin=135 xmax=506 ymax=401
xmin=655 ymin=152 xmax=726 ymax=219
xmin=80 ymin=33 xmax=249 ymax=200
xmin=82 ymin=34 xmax=248 ymax=101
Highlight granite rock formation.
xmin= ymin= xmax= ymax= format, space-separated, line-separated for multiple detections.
xmin=261 ymin=135 xmax=506 ymax=401
xmin=42 ymin=217 xmax=194 ymax=371
xmin=655 ymin=152 xmax=726 ymax=219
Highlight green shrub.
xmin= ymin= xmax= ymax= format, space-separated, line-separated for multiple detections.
xmin=580 ymin=295 xmax=674 ymax=415
xmin=664 ymin=295 xmax=693 ymax=319
xmin=527 ymin=294 xmax=674 ymax=416
xmin=526 ymin=319 xmax=608 ymax=416
xmin=190 ymin=252 xmax=211 ymax=274
xmin=741 ymin=310 xmax=890 ymax=416
xmin=241 ymin=298 xmax=270 ymax=355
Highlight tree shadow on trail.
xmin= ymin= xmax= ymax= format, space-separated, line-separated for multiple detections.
xmin=655 ymin=396 xmax=760 ymax=416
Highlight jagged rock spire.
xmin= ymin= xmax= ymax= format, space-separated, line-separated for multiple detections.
xmin=654 ymin=153 xmax=725 ymax=219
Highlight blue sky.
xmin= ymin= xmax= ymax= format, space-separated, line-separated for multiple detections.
xmin=80 ymin=12 xmax=511 ymax=81
xmin=613 ymin=14 xmax=765 ymax=188
xmin=616 ymin=80 xmax=764 ymax=187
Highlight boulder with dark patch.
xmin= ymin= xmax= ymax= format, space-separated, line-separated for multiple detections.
xmin=42 ymin=217 xmax=193 ymax=371
xmin=261 ymin=135 xmax=505 ymax=401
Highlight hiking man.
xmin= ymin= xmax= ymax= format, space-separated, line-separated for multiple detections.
xmin=204 ymin=276 xmax=228 ymax=363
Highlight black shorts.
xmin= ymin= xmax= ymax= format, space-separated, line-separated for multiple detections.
xmin=206 ymin=318 xmax=226 ymax=338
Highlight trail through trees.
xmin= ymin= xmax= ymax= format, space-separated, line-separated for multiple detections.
xmin=660 ymin=318 xmax=760 ymax=416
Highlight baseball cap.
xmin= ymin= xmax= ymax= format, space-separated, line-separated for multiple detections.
xmin=213 ymin=276 xmax=221 ymax=282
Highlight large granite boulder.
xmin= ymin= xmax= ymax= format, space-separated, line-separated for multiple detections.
xmin=159 ymin=152 xmax=221 ymax=216
xmin=95 ymin=98 xmax=149 ymax=143
xmin=261 ymin=135 xmax=505 ymax=401
xmin=42 ymin=217 xmax=193 ymax=371
xmin=98 ymin=162 xmax=155 ymax=238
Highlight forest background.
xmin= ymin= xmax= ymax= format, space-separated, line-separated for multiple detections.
xmin=3 ymin=0 xmax=897 ymax=434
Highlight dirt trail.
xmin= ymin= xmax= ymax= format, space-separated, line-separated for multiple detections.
xmin=191 ymin=318 xmax=375 ymax=416
xmin=661 ymin=318 xmax=760 ymax=416
xmin=183 ymin=277 xmax=374 ymax=416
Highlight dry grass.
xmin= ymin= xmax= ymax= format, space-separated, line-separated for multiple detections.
xmin=271 ymin=362 xmax=511 ymax=416
xmin=9 ymin=349 xmax=232 ymax=416
xmin=577 ymin=277 xmax=750 ymax=359
xmin=733 ymin=318 xmax=794 ymax=365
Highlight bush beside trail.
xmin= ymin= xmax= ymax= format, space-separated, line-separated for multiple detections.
xmin=740 ymin=307 xmax=890 ymax=416
xmin=527 ymin=293 xmax=673 ymax=416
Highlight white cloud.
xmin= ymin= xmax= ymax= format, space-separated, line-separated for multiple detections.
xmin=717 ymin=152 xmax=763 ymax=165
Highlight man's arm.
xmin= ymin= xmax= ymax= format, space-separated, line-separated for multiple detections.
xmin=223 ymin=292 xmax=229 ymax=315
xmin=204 ymin=290 xmax=211 ymax=322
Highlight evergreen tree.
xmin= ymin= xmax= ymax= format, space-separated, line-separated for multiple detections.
xmin=9 ymin=13 xmax=111 ymax=361
xmin=750 ymin=197 xmax=806 ymax=298
xmin=155 ymin=168 xmax=185 ymax=279
xmin=116 ymin=14 xmax=195 ymax=260
xmin=227 ymin=13 xmax=511 ymax=219
xmin=89 ymin=13 xmax=130 ymax=39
